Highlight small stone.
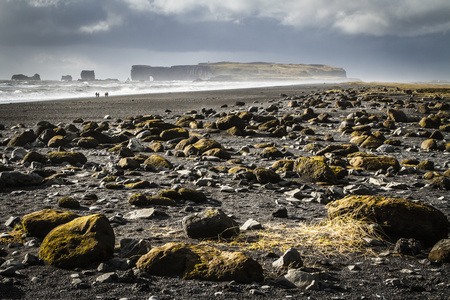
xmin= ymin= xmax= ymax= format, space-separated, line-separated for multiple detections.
xmin=240 ymin=219 xmax=263 ymax=231
xmin=96 ymin=272 xmax=118 ymax=283
xmin=272 ymin=247 xmax=303 ymax=269
xmin=272 ymin=207 xmax=288 ymax=218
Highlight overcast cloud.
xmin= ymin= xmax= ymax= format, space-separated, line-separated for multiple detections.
xmin=0 ymin=0 xmax=449 ymax=81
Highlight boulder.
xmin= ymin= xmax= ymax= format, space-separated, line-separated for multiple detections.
xmin=182 ymin=209 xmax=239 ymax=239
xmin=216 ymin=115 xmax=246 ymax=130
xmin=160 ymin=127 xmax=189 ymax=141
xmin=202 ymin=148 xmax=231 ymax=159
xmin=143 ymin=155 xmax=173 ymax=169
xmin=316 ymin=144 xmax=359 ymax=156
xmin=47 ymin=135 xmax=68 ymax=147
xmin=178 ymin=188 xmax=207 ymax=203
xmin=7 ymin=130 xmax=37 ymax=146
xmin=294 ymin=156 xmax=337 ymax=184
xmin=349 ymin=156 xmax=400 ymax=171
xmin=21 ymin=151 xmax=46 ymax=164
xmin=136 ymin=242 xmax=263 ymax=283
xmin=118 ymin=157 xmax=140 ymax=170
xmin=428 ymin=239 xmax=450 ymax=263
xmin=253 ymin=168 xmax=281 ymax=184
xmin=39 ymin=214 xmax=115 ymax=268
xmin=192 ymin=139 xmax=222 ymax=153
xmin=421 ymin=139 xmax=438 ymax=150
xmin=22 ymin=209 xmax=80 ymax=239
xmin=387 ymin=108 xmax=409 ymax=122
xmin=45 ymin=151 xmax=87 ymax=165
xmin=0 ymin=171 xmax=43 ymax=187
xmin=327 ymin=195 xmax=449 ymax=246
xmin=57 ymin=197 xmax=80 ymax=209
xmin=77 ymin=137 xmax=99 ymax=148
xmin=260 ymin=146 xmax=284 ymax=159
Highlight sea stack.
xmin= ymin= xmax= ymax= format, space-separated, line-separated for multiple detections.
xmin=80 ymin=70 xmax=95 ymax=81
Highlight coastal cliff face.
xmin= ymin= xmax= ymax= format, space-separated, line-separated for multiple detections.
xmin=131 ymin=62 xmax=346 ymax=81
xmin=131 ymin=65 xmax=213 ymax=81
xmin=11 ymin=74 xmax=41 ymax=81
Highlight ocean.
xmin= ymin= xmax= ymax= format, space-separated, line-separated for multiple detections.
xmin=0 ymin=79 xmax=316 ymax=105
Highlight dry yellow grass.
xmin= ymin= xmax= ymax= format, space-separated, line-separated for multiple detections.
xmin=199 ymin=217 xmax=384 ymax=259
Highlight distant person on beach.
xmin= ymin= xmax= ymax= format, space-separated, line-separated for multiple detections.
xmin=95 ymin=92 xmax=99 ymax=97
xmin=105 ymin=92 xmax=109 ymax=97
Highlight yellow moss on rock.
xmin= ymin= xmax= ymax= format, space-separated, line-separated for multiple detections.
xmin=39 ymin=214 xmax=115 ymax=269
xmin=143 ymin=155 xmax=173 ymax=169
xmin=349 ymin=155 xmax=400 ymax=171
xmin=22 ymin=209 xmax=80 ymax=239
xmin=45 ymin=151 xmax=87 ymax=165
xmin=136 ymin=242 xmax=263 ymax=283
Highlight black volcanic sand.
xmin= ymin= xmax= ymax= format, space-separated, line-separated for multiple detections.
xmin=0 ymin=82 xmax=449 ymax=299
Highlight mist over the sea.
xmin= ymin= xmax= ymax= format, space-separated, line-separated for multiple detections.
xmin=0 ymin=79 xmax=329 ymax=105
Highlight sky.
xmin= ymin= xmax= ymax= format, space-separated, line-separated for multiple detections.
xmin=0 ymin=0 xmax=449 ymax=82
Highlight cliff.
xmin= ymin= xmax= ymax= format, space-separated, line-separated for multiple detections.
xmin=131 ymin=65 xmax=212 ymax=81
xmin=131 ymin=62 xmax=346 ymax=81
xmin=11 ymin=74 xmax=41 ymax=81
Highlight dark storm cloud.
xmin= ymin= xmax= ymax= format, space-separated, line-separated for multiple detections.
xmin=0 ymin=0 xmax=449 ymax=81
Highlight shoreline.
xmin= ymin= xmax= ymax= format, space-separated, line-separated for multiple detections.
xmin=0 ymin=82 xmax=355 ymax=126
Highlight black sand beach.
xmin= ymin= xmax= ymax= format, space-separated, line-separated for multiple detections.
xmin=0 ymin=82 xmax=449 ymax=299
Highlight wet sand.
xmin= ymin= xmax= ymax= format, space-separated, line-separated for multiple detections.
xmin=0 ymin=83 xmax=355 ymax=126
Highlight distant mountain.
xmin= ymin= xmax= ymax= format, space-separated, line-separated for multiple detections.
xmin=131 ymin=62 xmax=346 ymax=81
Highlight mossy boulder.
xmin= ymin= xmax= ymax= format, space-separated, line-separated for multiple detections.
xmin=45 ymin=151 xmax=87 ymax=165
xmin=253 ymin=168 xmax=281 ymax=184
xmin=349 ymin=155 xmax=400 ymax=171
xmin=216 ymin=115 xmax=246 ymax=130
xmin=428 ymin=239 xmax=450 ymax=263
xmin=160 ymin=127 xmax=189 ymax=141
xmin=118 ymin=157 xmax=140 ymax=170
xmin=80 ymin=129 xmax=112 ymax=144
xmin=21 ymin=151 xmax=46 ymax=164
xmin=57 ymin=197 xmax=80 ymax=209
xmin=419 ymin=115 xmax=440 ymax=128
xmin=47 ymin=135 xmax=68 ymax=147
xmin=178 ymin=188 xmax=207 ymax=203
xmin=192 ymin=139 xmax=222 ymax=153
xmin=359 ymin=135 xmax=384 ymax=149
xmin=149 ymin=142 xmax=164 ymax=152
xmin=417 ymin=160 xmax=434 ymax=170
xmin=158 ymin=189 xmax=181 ymax=200
xmin=7 ymin=130 xmax=37 ymax=146
xmin=128 ymin=194 xmax=177 ymax=206
xmin=175 ymin=136 xmax=199 ymax=150
xmin=202 ymin=148 xmax=231 ymax=159
xmin=387 ymin=108 xmax=409 ymax=122
xmin=294 ymin=156 xmax=337 ymax=184
xmin=39 ymin=214 xmax=115 ymax=269
xmin=77 ymin=137 xmax=99 ymax=148
xmin=143 ymin=155 xmax=173 ymax=169
xmin=22 ymin=209 xmax=80 ymax=239
xmin=429 ymin=176 xmax=450 ymax=190
xmin=260 ymin=146 xmax=284 ymax=159
xmin=271 ymin=159 xmax=295 ymax=172
xmin=125 ymin=180 xmax=152 ymax=189
xmin=182 ymin=209 xmax=239 ymax=239
xmin=421 ymin=139 xmax=438 ymax=150
xmin=136 ymin=242 xmax=263 ymax=283
xmin=316 ymin=144 xmax=359 ymax=156
xmin=175 ymin=116 xmax=195 ymax=127
xmin=327 ymin=195 xmax=449 ymax=246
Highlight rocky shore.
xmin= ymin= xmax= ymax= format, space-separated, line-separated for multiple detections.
xmin=0 ymin=82 xmax=449 ymax=299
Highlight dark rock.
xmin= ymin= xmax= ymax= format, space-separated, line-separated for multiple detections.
xmin=428 ymin=239 xmax=450 ymax=263
xmin=80 ymin=70 xmax=95 ymax=81
xmin=393 ymin=238 xmax=423 ymax=256
xmin=11 ymin=74 xmax=40 ymax=81
xmin=182 ymin=209 xmax=239 ymax=239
